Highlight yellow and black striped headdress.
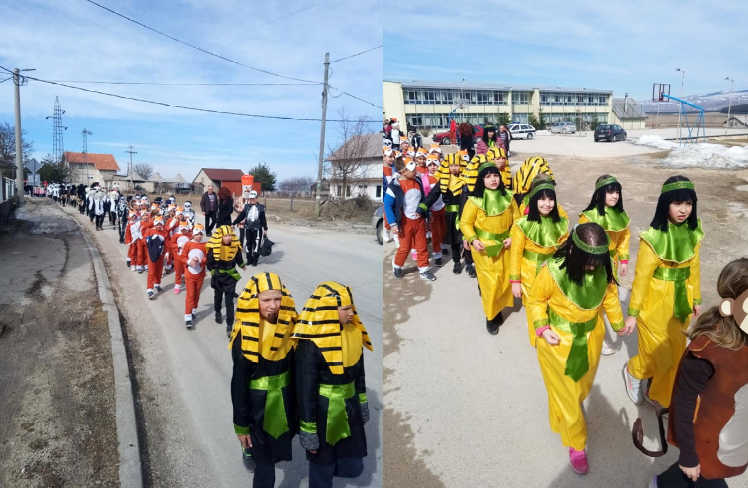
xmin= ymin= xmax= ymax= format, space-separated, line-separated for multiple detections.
xmin=206 ymin=224 xmax=242 ymax=262
xmin=228 ymin=272 xmax=298 ymax=362
xmin=292 ymin=282 xmax=373 ymax=374
xmin=434 ymin=152 xmax=467 ymax=194
xmin=463 ymin=153 xmax=490 ymax=193
xmin=513 ymin=156 xmax=554 ymax=197
xmin=485 ymin=147 xmax=512 ymax=189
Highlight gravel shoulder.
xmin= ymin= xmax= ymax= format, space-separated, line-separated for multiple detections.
xmin=0 ymin=198 xmax=119 ymax=488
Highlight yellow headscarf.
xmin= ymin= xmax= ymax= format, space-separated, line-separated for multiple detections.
xmin=513 ymin=156 xmax=554 ymax=197
xmin=206 ymin=225 xmax=242 ymax=262
xmin=228 ymin=272 xmax=298 ymax=363
xmin=292 ymin=282 xmax=373 ymax=374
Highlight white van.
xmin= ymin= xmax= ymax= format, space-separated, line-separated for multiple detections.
xmin=508 ymin=124 xmax=537 ymax=139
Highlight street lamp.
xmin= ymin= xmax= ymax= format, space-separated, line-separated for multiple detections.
xmin=460 ymin=78 xmax=466 ymax=123
xmin=676 ymin=68 xmax=685 ymax=144
xmin=725 ymin=77 xmax=734 ymax=135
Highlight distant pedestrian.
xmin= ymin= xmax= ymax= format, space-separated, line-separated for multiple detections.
xmin=232 ymin=191 xmax=268 ymax=267
xmin=459 ymin=123 xmax=475 ymax=160
xmin=499 ymin=125 xmax=512 ymax=157
xmin=200 ymin=185 xmax=218 ymax=234
xmin=449 ymin=118 xmax=457 ymax=146
xmin=409 ymin=129 xmax=422 ymax=150
xmin=216 ymin=186 xmax=234 ymax=227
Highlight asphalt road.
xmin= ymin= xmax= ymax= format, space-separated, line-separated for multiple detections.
xmin=383 ymin=155 xmax=748 ymax=488
xmin=62 ymin=205 xmax=383 ymax=488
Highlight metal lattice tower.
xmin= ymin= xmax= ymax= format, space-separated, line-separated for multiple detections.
xmin=46 ymin=97 xmax=67 ymax=163
xmin=82 ymin=128 xmax=93 ymax=183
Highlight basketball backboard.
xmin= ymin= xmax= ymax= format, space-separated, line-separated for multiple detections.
xmin=652 ymin=83 xmax=671 ymax=102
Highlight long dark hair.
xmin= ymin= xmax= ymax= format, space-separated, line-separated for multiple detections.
xmin=470 ymin=164 xmax=506 ymax=198
xmin=649 ymin=175 xmax=698 ymax=232
xmin=483 ymin=125 xmax=497 ymax=145
xmin=459 ymin=122 xmax=473 ymax=137
xmin=583 ymin=175 xmax=624 ymax=216
xmin=527 ymin=186 xmax=561 ymax=223
xmin=553 ymin=223 xmax=615 ymax=286
xmin=218 ymin=186 xmax=232 ymax=204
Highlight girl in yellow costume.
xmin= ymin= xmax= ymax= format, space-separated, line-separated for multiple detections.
xmin=623 ymin=176 xmax=703 ymax=409
xmin=526 ymin=223 xmax=631 ymax=474
xmin=578 ymin=175 xmax=631 ymax=356
xmin=509 ymin=180 xmax=569 ymax=344
xmin=460 ymin=162 xmax=520 ymax=335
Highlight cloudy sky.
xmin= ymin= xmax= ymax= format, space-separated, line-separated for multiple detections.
xmin=0 ymin=0 xmax=382 ymax=181
xmin=384 ymin=0 xmax=746 ymax=102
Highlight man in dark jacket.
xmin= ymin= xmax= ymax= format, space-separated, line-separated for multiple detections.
xmin=232 ymin=191 xmax=268 ymax=267
xmin=200 ymin=184 xmax=219 ymax=234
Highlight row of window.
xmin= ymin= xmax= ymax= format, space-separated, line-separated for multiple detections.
xmin=405 ymin=112 xmax=609 ymax=130
xmin=334 ymin=185 xmax=383 ymax=199
xmin=402 ymin=89 xmax=608 ymax=106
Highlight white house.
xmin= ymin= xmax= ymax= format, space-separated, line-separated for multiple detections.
xmin=326 ymin=133 xmax=383 ymax=201
xmin=63 ymin=152 xmax=121 ymax=186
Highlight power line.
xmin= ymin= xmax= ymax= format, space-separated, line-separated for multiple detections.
xmin=331 ymin=45 xmax=382 ymax=63
xmin=46 ymin=80 xmax=317 ymax=86
xmin=83 ymin=0 xmax=321 ymax=85
xmin=0 ymin=76 xmax=12 ymax=84
xmin=10 ymin=71 xmax=378 ymax=123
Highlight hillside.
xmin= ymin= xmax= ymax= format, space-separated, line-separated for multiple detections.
xmin=640 ymin=89 xmax=748 ymax=114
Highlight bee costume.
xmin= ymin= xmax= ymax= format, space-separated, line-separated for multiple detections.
xmin=229 ymin=273 xmax=298 ymax=485
xmin=293 ymin=282 xmax=373 ymax=483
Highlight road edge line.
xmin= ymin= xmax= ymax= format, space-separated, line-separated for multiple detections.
xmin=78 ymin=225 xmax=144 ymax=488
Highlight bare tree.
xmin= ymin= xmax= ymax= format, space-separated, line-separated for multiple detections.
xmin=279 ymin=175 xmax=314 ymax=210
xmin=325 ymin=109 xmax=375 ymax=200
xmin=0 ymin=122 xmax=34 ymax=179
xmin=133 ymin=162 xmax=154 ymax=180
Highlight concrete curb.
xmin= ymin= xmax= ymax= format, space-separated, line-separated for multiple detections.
xmin=78 ymin=225 xmax=143 ymax=488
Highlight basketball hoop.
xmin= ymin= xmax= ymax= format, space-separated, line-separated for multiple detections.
xmin=652 ymin=83 xmax=671 ymax=103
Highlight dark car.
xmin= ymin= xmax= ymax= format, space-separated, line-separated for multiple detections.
xmin=373 ymin=206 xmax=383 ymax=244
xmin=595 ymin=124 xmax=627 ymax=142
xmin=434 ymin=124 xmax=484 ymax=145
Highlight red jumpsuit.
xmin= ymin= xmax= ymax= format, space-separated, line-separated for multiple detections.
xmin=125 ymin=220 xmax=144 ymax=269
xmin=172 ymin=232 xmax=192 ymax=291
xmin=182 ymin=240 xmax=207 ymax=320
xmin=143 ymin=227 xmax=168 ymax=291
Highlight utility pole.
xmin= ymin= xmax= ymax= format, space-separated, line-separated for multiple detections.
xmin=14 ymin=68 xmax=25 ymax=206
xmin=676 ymin=68 xmax=685 ymax=145
xmin=125 ymin=145 xmax=137 ymax=193
xmin=82 ymin=129 xmax=93 ymax=185
xmin=314 ymin=52 xmax=330 ymax=219
xmin=725 ymin=77 xmax=734 ymax=136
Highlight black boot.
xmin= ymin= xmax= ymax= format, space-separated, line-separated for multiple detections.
xmin=215 ymin=311 xmax=223 ymax=324
xmin=486 ymin=311 xmax=504 ymax=335
xmin=442 ymin=248 xmax=450 ymax=257
xmin=453 ymin=261 xmax=463 ymax=274
xmin=466 ymin=264 xmax=477 ymax=279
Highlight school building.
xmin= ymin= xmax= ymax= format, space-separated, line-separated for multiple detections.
xmin=383 ymin=80 xmax=646 ymax=132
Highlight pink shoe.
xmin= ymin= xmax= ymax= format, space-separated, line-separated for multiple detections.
xmin=174 ymin=287 xmax=181 ymax=295
xmin=569 ymin=447 xmax=589 ymax=474
xmin=411 ymin=251 xmax=417 ymax=260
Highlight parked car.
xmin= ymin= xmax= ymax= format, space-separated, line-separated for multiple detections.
xmin=374 ymin=206 xmax=383 ymax=244
xmin=434 ymin=124 xmax=484 ymax=145
xmin=548 ymin=122 xmax=577 ymax=134
xmin=507 ymin=123 xmax=537 ymax=140
xmin=594 ymin=124 xmax=627 ymax=142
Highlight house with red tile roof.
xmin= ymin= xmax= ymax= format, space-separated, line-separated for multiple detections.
xmin=63 ymin=152 xmax=121 ymax=186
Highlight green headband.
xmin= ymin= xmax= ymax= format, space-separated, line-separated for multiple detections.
xmin=477 ymin=162 xmax=497 ymax=174
xmin=661 ymin=181 xmax=695 ymax=194
xmin=527 ymin=182 xmax=556 ymax=201
xmin=572 ymin=229 xmax=610 ymax=255
xmin=595 ymin=176 xmax=618 ymax=190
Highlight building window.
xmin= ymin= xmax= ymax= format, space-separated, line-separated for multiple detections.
xmin=588 ymin=95 xmax=595 ymax=104
xmin=540 ymin=93 xmax=548 ymax=105
xmin=512 ymin=92 xmax=528 ymax=104
xmin=442 ymin=91 xmax=454 ymax=104
xmin=407 ymin=115 xmax=424 ymax=128
xmin=405 ymin=90 xmax=420 ymax=104
xmin=599 ymin=95 xmax=607 ymax=104
xmin=337 ymin=185 xmax=342 ymax=197
xmin=346 ymin=186 xmax=351 ymax=197
xmin=376 ymin=185 xmax=382 ymax=198
xmin=566 ymin=95 xmax=572 ymax=104
xmin=423 ymin=91 xmax=436 ymax=104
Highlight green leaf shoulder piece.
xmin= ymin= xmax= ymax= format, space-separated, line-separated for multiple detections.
xmin=581 ymin=207 xmax=630 ymax=232
xmin=515 ymin=215 xmax=568 ymax=248
xmin=546 ymin=257 xmax=609 ymax=311
xmin=468 ymin=188 xmax=514 ymax=217
xmin=639 ymin=219 xmax=704 ymax=264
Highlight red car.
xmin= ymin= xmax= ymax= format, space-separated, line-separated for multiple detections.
xmin=434 ymin=124 xmax=484 ymax=145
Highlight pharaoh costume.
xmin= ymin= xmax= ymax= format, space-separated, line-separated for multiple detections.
xmin=293 ymin=282 xmax=373 ymax=487
xmin=577 ymin=177 xmax=631 ymax=271
xmin=206 ymin=225 xmax=246 ymax=335
xmin=229 ymin=273 xmax=298 ymax=488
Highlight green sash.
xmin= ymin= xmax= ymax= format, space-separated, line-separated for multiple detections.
xmin=515 ymin=215 xmax=568 ymax=248
xmin=319 ymin=381 xmax=356 ymax=446
xmin=249 ymin=370 xmax=291 ymax=439
xmin=523 ymin=249 xmax=555 ymax=275
xmin=548 ymin=308 xmax=597 ymax=382
xmin=640 ymin=220 xmax=704 ymax=264
xmin=445 ymin=204 xmax=460 ymax=213
xmin=546 ymin=258 xmax=609 ymax=310
xmin=581 ymin=208 xmax=630 ymax=232
xmin=474 ymin=226 xmax=511 ymax=257
xmin=653 ymin=266 xmax=692 ymax=322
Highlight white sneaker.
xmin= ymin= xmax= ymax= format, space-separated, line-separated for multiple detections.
xmin=623 ymin=363 xmax=643 ymax=405
xmin=601 ymin=341 xmax=617 ymax=356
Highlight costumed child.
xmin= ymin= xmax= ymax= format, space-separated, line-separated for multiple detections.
xmin=640 ymin=257 xmax=748 ymax=488
xmin=163 ymin=204 xmax=179 ymax=274
xmin=172 ymin=221 xmax=193 ymax=295
xmin=624 ymin=176 xmax=703 ymax=409
xmin=124 ymin=211 xmax=141 ymax=271
xmin=422 ymin=152 xmax=474 ymax=276
xmin=139 ymin=210 xmax=152 ymax=272
xmin=116 ymin=196 xmax=128 ymax=244
xmin=384 ymin=157 xmax=436 ymax=282
xmin=513 ymin=156 xmax=554 ymax=207
xmin=229 ymin=273 xmax=299 ymax=486
xmin=459 ymin=161 xmax=520 ymax=335
xmin=382 ymin=147 xmax=396 ymax=244
xmin=578 ymin=175 xmax=631 ymax=356
xmin=144 ymin=215 xmax=169 ymax=299
xmin=509 ymin=179 xmax=569 ymax=343
xmin=182 ymin=224 xmax=207 ymax=328
xmin=424 ymin=153 xmax=448 ymax=267
xmin=526 ymin=223 xmax=631 ymax=474
xmin=206 ymin=225 xmax=247 ymax=337
xmin=292 ymin=282 xmax=373 ymax=488
xmin=183 ymin=201 xmax=196 ymax=227
xmin=486 ymin=147 xmax=512 ymax=191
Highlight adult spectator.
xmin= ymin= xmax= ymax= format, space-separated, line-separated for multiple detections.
xmin=391 ymin=123 xmax=401 ymax=150
xmin=409 ymin=128 xmax=422 ymax=150
xmin=383 ymin=119 xmax=393 ymax=141
xmin=499 ymin=125 xmax=512 ymax=157
xmin=216 ymin=186 xmax=234 ymax=227
xmin=200 ymin=184 xmax=219 ymax=234
xmin=449 ymin=118 xmax=457 ymax=146
xmin=476 ymin=125 xmax=504 ymax=155
xmin=459 ymin=122 xmax=475 ymax=160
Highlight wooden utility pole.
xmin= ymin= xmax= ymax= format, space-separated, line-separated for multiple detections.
xmin=14 ymin=68 xmax=25 ymax=206
xmin=125 ymin=145 xmax=137 ymax=193
xmin=314 ymin=53 xmax=330 ymax=218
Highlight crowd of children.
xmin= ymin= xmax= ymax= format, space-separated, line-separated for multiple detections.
xmin=384 ymin=139 xmax=748 ymax=487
